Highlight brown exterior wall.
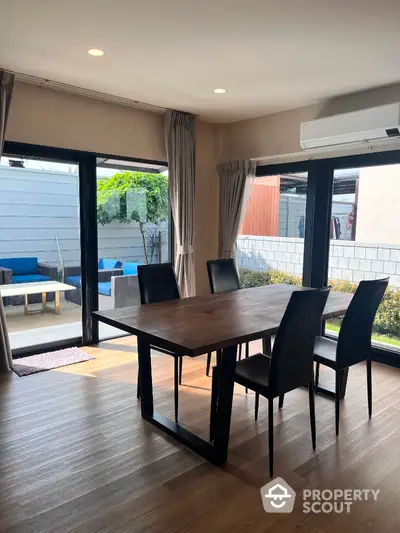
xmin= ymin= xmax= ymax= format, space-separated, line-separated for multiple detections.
xmin=240 ymin=176 xmax=280 ymax=236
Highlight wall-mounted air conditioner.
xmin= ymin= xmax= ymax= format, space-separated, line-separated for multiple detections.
xmin=300 ymin=103 xmax=400 ymax=150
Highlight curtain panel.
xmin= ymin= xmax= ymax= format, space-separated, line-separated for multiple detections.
xmin=165 ymin=110 xmax=196 ymax=297
xmin=217 ymin=160 xmax=256 ymax=260
xmin=0 ymin=70 xmax=15 ymax=372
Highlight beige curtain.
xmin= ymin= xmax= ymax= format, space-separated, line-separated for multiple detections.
xmin=0 ymin=71 xmax=14 ymax=372
xmin=165 ymin=110 xmax=196 ymax=297
xmin=217 ymin=160 xmax=256 ymax=259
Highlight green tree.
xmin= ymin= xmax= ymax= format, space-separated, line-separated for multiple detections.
xmin=97 ymin=171 xmax=169 ymax=264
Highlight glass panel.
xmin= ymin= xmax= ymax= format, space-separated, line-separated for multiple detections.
xmin=0 ymin=155 xmax=82 ymax=350
xmin=96 ymin=159 xmax=169 ymax=341
xmin=326 ymin=164 xmax=400 ymax=351
xmin=237 ymin=172 xmax=307 ymax=288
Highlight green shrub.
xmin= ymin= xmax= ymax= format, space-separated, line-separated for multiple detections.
xmin=269 ymin=270 xmax=302 ymax=286
xmin=239 ymin=267 xmax=400 ymax=340
xmin=328 ymin=279 xmax=357 ymax=294
xmin=374 ymin=289 xmax=400 ymax=336
xmin=239 ymin=268 xmax=270 ymax=288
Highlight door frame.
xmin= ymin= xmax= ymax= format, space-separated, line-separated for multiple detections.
xmin=3 ymin=141 xmax=169 ymax=357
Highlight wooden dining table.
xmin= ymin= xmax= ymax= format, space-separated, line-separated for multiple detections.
xmin=94 ymin=284 xmax=352 ymax=465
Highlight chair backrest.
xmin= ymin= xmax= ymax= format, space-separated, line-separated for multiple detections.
xmin=123 ymin=262 xmax=141 ymax=276
xmin=98 ymin=258 xmax=122 ymax=270
xmin=269 ymin=288 xmax=330 ymax=396
xmin=337 ymin=278 xmax=389 ymax=366
xmin=0 ymin=257 xmax=38 ymax=275
xmin=206 ymin=258 xmax=240 ymax=294
xmin=137 ymin=263 xmax=180 ymax=304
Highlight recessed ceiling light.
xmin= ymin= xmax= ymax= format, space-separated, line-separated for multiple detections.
xmin=213 ymin=88 xmax=226 ymax=94
xmin=88 ymin=48 xmax=104 ymax=57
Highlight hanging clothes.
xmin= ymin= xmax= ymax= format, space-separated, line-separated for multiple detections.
xmin=298 ymin=215 xmax=305 ymax=238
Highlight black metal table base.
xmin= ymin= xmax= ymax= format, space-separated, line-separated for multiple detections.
xmin=138 ymin=338 xmax=237 ymax=465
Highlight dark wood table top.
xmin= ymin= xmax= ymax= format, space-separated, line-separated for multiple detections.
xmin=94 ymin=284 xmax=352 ymax=356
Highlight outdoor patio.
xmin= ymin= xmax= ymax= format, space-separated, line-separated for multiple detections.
xmin=4 ymin=295 xmax=125 ymax=349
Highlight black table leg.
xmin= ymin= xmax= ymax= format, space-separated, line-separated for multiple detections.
xmin=138 ymin=337 xmax=237 ymax=465
xmin=212 ymin=345 xmax=237 ymax=464
xmin=137 ymin=337 xmax=154 ymax=416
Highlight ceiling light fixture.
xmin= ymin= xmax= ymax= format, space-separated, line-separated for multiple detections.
xmin=88 ymin=48 xmax=104 ymax=57
xmin=213 ymin=88 xmax=226 ymax=94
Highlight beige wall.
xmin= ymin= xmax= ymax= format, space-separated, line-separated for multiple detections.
xmin=6 ymin=81 xmax=166 ymax=162
xmin=195 ymin=121 xmax=219 ymax=295
xmin=218 ymin=83 xmax=400 ymax=162
xmin=6 ymin=82 xmax=219 ymax=295
xmin=356 ymin=164 xmax=400 ymax=245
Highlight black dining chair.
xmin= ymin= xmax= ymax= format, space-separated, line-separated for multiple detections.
xmin=233 ymin=287 xmax=330 ymax=477
xmin=206 ymin=259 xmax=249 ymax=376
xmin=313 ymin=277 xmax=389 ymax=436
xmin=137 ymin=263 xmax=182 ymax=422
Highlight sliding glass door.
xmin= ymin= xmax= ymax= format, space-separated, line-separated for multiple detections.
xmin=2 ymin=141 xmax=171 ymax=356
xmin=95 ymin=158 xmax=170 ymax=340
xmin=0 ymin=153 xmax=82 ymax=351
xmin=256 ymin=150 xmax=400 ymax=366
xmin=237 ymin=171 xmax=309 ymax=287
xmin=326 ymin=163 xmax=400 ymax=352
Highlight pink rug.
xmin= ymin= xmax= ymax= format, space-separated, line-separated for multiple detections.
xmin=12 ymin=347 xmax=95 ymax=376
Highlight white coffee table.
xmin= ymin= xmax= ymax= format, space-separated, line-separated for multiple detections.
xmin=0 ymin=281 xmax=77 ymax=315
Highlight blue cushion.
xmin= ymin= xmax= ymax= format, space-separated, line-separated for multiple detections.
xmin=98 ymin=258 xmax=122 ymax=269
xmin=65 ymin=276 xmax=82 ymax=288
xmin=13 ymin=274 xmax=50 ymax=284
xmin=123 ymin=262 xmax=141 ymax=275
xmin=0 ymin=257 xmax=38 ymax=275
xmin=98 ymin=281 xmax=112 ymax=296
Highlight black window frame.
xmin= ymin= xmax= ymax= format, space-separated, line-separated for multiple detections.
xmin=2 ymin=141 xmax=171 ymax=358
xmin=257 ymin=149 xmax=400 ymax=369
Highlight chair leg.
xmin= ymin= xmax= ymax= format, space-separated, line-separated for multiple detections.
xmin=206 ymin=352 xmax=212 ymax=376
xmin=335 ymin=370 xmax=340 ymax=436
xmin=367 ymin=359 xmax=372 ymax=418
xmin=136 ymin=367 xmax=140 ymax=400
xmin=309 ymin=381 xmax=316 ymax=449
xmin=174 ymin=357 xmax=179 ymax=423
xmin=245 ymin=343 xmax=249 ymax=394
xmin=315 ymin=362 xmax=320 ymax=389
xmin=178 ymin=356 xmax=183 ymax=385
xmin=278 ymin=394 xmax=284 ymax=409
xmin=268 ymin=398 xmax=274 ymax=477
xmin=255 ymin=393 xmax=260 ymax=421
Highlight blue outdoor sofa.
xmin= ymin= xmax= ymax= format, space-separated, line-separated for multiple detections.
xmin=0 ymin=257 xmax=58 ymax=305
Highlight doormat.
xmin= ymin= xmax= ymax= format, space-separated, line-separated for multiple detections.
xmin=12 ymin=347 xmax=95 ymax=376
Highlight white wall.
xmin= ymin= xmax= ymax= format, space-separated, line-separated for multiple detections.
xmin=217 ymin=83 xmax=400 ymax=162
xmin=0 ymin=166 xmax=168 ymax=268
xmin=356 ymin=164 xmax=400 ymax=245
xmin=237 ymin=235 xmax=400 ymax=286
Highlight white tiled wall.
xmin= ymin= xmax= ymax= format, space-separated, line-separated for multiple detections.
xmin=237 ymin=235 xmax=400 ymax=286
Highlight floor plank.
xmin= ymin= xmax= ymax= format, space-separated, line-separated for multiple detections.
xmin=0 ymin=337 xmax=399 ymax=532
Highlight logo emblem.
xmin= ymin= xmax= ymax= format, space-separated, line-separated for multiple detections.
xmin=260 ymin=477 xmax=296 ymax=513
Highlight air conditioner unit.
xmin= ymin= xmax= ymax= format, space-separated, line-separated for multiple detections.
xmin=300 ymin=103 xmax=400 ymax=150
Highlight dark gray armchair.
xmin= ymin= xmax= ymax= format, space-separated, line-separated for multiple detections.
xmin=64 ymin=266 xmax=123 ymax=306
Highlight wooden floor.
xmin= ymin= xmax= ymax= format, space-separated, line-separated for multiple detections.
xmin=1 ymin=336 xmax=400 ymax=532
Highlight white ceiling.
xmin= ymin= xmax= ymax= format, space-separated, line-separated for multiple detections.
xmin=1 ymin=0 xmax=400 ymax=123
